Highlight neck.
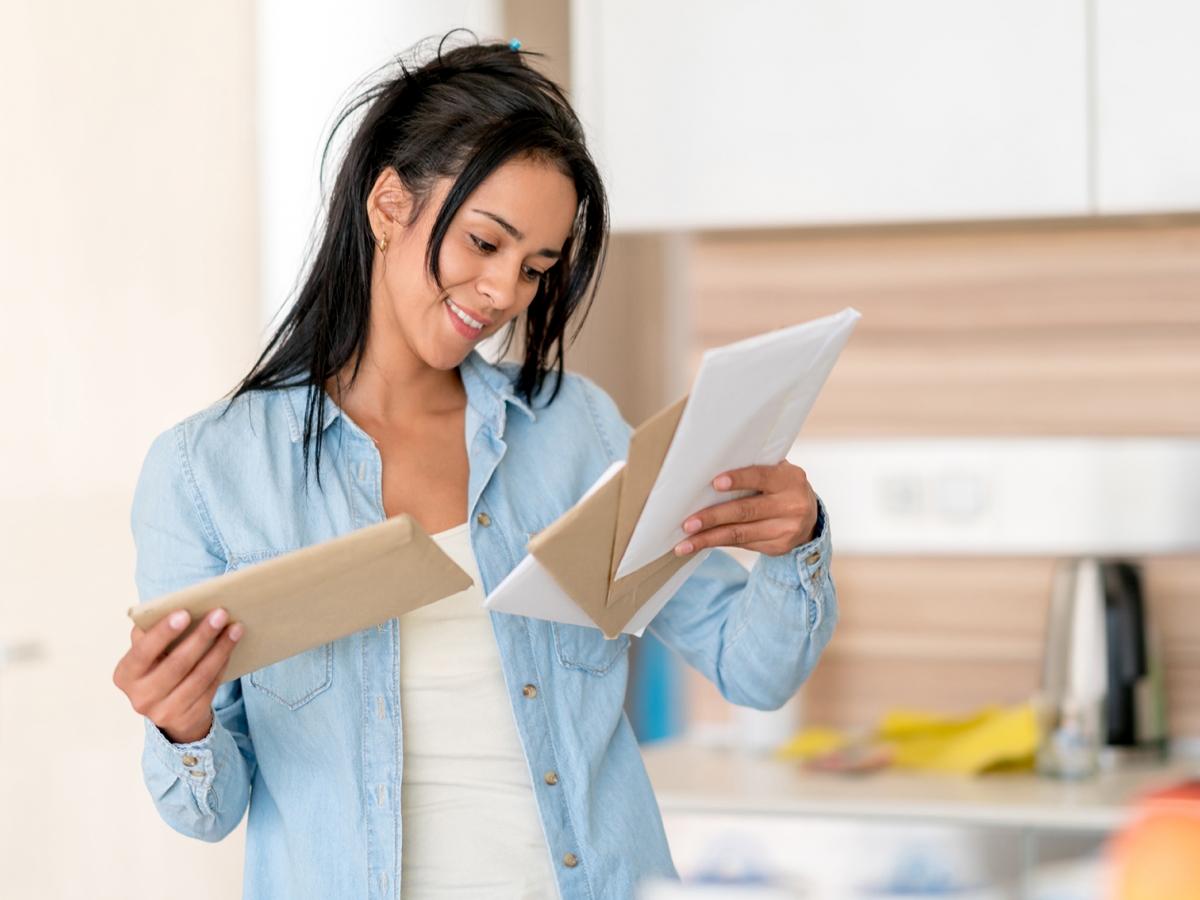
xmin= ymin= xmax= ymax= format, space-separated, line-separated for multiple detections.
xmin=332 ymin=318 xmax=467 ymax=425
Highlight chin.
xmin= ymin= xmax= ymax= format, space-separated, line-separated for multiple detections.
xmin=421 ymin=340 xmax=477 ymax=372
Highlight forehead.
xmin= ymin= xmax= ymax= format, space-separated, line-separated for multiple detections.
xmin=463 ymin=157 xmax=578 ymax=241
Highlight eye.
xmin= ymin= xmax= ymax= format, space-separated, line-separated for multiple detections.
xmin=471 ymin=234 xmax=497 ymax=253
xmin=521 ymin=265 xmax=548 ymax=283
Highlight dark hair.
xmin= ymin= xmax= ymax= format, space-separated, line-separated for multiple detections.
xmin=234 ymin=36 xmax=608 ymax=476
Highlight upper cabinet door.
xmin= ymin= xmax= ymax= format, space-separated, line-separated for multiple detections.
xmin=1095 ymin=0 xmax=1200 ymax=214
xmin=572 ymin=0 xmax=1089 ymax=231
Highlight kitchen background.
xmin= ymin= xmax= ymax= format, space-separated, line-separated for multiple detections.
xmin=1 ymin=1 xmax=1198 ymax=897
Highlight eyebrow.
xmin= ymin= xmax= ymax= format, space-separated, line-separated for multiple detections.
xmin=473 ymin=209 xmax=562 ymax=260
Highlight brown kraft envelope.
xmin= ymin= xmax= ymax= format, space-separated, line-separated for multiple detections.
xmin=528 ymin=396 xmax=695 ymax=638
xmin=128 ymin=514 xmax=472 ymax=683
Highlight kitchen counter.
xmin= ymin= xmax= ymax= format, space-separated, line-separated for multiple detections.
xmin=642 ymin=741 xmax=1198 ymax=832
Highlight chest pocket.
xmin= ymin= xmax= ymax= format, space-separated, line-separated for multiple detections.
xmin=227 ymin=551 xmax=335 ymax=710
xmin=520 ymin=523 xmax=632 ymax=674
xmin=552 ymin=622 xmax=629 ymax=676
xmin=248 ymin=643 xmax=334 ymax=709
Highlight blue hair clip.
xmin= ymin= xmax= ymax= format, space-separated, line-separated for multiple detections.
xmin=508 ymin=38 xmax=521 ymax=51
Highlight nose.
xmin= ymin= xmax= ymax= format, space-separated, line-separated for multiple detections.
xmin=477 ymin=256 xmax=525 ymax=311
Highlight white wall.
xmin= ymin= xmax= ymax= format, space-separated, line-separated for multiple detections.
xmin=257 ymin=0 xmax=503 ymax=326
xmin=0 ymin=2 xmax=509 ymax=896
xmin=0 ymin=2 xmax=260 ymax=897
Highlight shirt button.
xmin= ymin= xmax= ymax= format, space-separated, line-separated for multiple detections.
xmin=805 ymin=551 xmax=821 ymax=565
xmin=189 ymin=770 xmax=206 ymax=778
xmin=181 ymin=755 xmax=199 ymax=767
xmin=522 ymin=684 xmax=537 ymax=699
xmin=477 ymin=512 xmax=491 ymax=527
xmin=544 ymin=771 xmax=558 ymax=786
xmin=563 ymin=853 xmax=578 ymax=868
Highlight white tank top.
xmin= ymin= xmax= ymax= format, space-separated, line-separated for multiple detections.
xmin=398 ymin=523 xmax=559 ymax=899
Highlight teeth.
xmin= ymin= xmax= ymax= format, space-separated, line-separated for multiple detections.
xmin=447 ymin=299 xmax=485 ymax=330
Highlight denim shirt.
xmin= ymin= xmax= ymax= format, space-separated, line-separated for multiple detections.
xmin=131 ymin=351 xmax=837 ymax=900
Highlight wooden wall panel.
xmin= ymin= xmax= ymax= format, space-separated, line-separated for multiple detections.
xmin=566 ymin=233 xmax=674 ymax=426
xmin=830 ymin=557 xmax=1054 ymax=638
xmin=684 ymin=217 xmax=1200 ymax=736
xmin=1146 ymin=558 xmax=1200 ymax=663
xmin=690 ymin=219 xmax=1200 ymax=436
xmin=1165 ymin=667 xmax=1200 ymax=738
xmin=798 ymin=336 xmax=1200 ymax=436
xmin=693 ymin=224 xmax=1200 ymax=338
xmin=503 ymin=0 xmax=571 ymax=92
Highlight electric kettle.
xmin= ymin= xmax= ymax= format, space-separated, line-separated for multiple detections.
xmin=1036 ymin=558 xmax=1168 ymax=778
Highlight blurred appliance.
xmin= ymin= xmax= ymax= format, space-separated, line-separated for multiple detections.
xmin=1037 ymin=559 xmax=1167 ymax=778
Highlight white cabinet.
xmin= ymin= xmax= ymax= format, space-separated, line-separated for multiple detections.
xmin=571 ymin=0 xmax=1090 ymax=231
xmin=1095 ymin=0 xmax=1200 ymax=213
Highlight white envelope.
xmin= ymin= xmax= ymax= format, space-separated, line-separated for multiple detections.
xmin=483 ymin=461 xmax=714 ymax=636
xmin=615 ymin=308 xmax=860 ymax=579
xmin=483 ymin=544 xmax=711 ymax=636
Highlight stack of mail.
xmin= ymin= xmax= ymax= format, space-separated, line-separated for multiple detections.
xmin=485 ymin=308 xmax=860 ymax=638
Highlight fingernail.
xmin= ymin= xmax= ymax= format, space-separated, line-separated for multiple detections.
xmin=168 ymin=610 xmax=190 ymax=630
xmin=683 ymin=518 xmax=701 ymax=534
xmin=714 ymin=475 xmax=732 ymax=491
xmin=675 ymin=540 xmax=693 ymax=556
xmin=229 ymin=622 xmax=244 ymax=642
xmin=208 ymin=608 xmax=228 ymax=629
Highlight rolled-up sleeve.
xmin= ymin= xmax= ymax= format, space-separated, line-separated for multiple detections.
xmin=650 ymin=501 xmax=836 ymax=710
xmin=130 ymin=426 xmax=254 ymax=841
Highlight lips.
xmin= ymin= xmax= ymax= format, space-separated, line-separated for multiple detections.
xmin=444 ymin=297 xmax=491 ymax=340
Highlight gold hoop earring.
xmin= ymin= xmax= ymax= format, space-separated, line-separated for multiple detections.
xmin=377 ymin=232 xmax=388 ymax=253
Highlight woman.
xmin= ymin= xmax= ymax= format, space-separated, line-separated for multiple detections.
xmin=113 ymin=40 xmax=836 ymax=900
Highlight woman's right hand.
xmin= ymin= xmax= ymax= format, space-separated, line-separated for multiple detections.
xmin=113 ymin=608 xmax=244 ymax=745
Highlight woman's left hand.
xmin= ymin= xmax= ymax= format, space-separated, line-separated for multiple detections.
xmin=674 ymin=461 xmax=819 ymax=557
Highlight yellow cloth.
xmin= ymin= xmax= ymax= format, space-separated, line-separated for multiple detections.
xmin=778 ymin=703 xmax=1039 ymax=775
xmin=880 ymin=705 xmax=1038 ymax=774
xmin=776 ymin=725 xmax=849 ymax=761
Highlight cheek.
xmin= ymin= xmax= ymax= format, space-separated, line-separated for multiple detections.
xmin=384 ymin=245 xmax=435 ymax=306
xmin=434 ymin=240 xmax=479 ymax=291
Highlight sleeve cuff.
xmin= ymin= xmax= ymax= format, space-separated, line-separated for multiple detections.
xmin=756 ymin=496 xmax=832 ymax=591
xmin=144 ymin=714 xmax=228 ymax=793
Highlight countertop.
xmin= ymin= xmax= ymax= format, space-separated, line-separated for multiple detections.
xmin=641 ymin=741 xmax=1199 ymax=832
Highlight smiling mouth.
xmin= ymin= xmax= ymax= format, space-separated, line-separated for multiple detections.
xmin=445 ymin=297 xmax=490 ymax=332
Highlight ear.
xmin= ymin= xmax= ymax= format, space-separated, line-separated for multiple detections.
xmin=366 ymin=168 xmax=414 ymax=242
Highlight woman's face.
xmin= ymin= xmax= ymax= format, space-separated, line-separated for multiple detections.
xmin=367 ymin=157 xmax=579 ymax=372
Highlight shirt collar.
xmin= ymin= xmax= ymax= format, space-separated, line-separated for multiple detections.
xmin=459 ymin=351 xmax=536 ymax=431
xmin=282 ymin=385 xmax=342 ymax=444
xmin=280 ymin=352 xmax=535 ymax=445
